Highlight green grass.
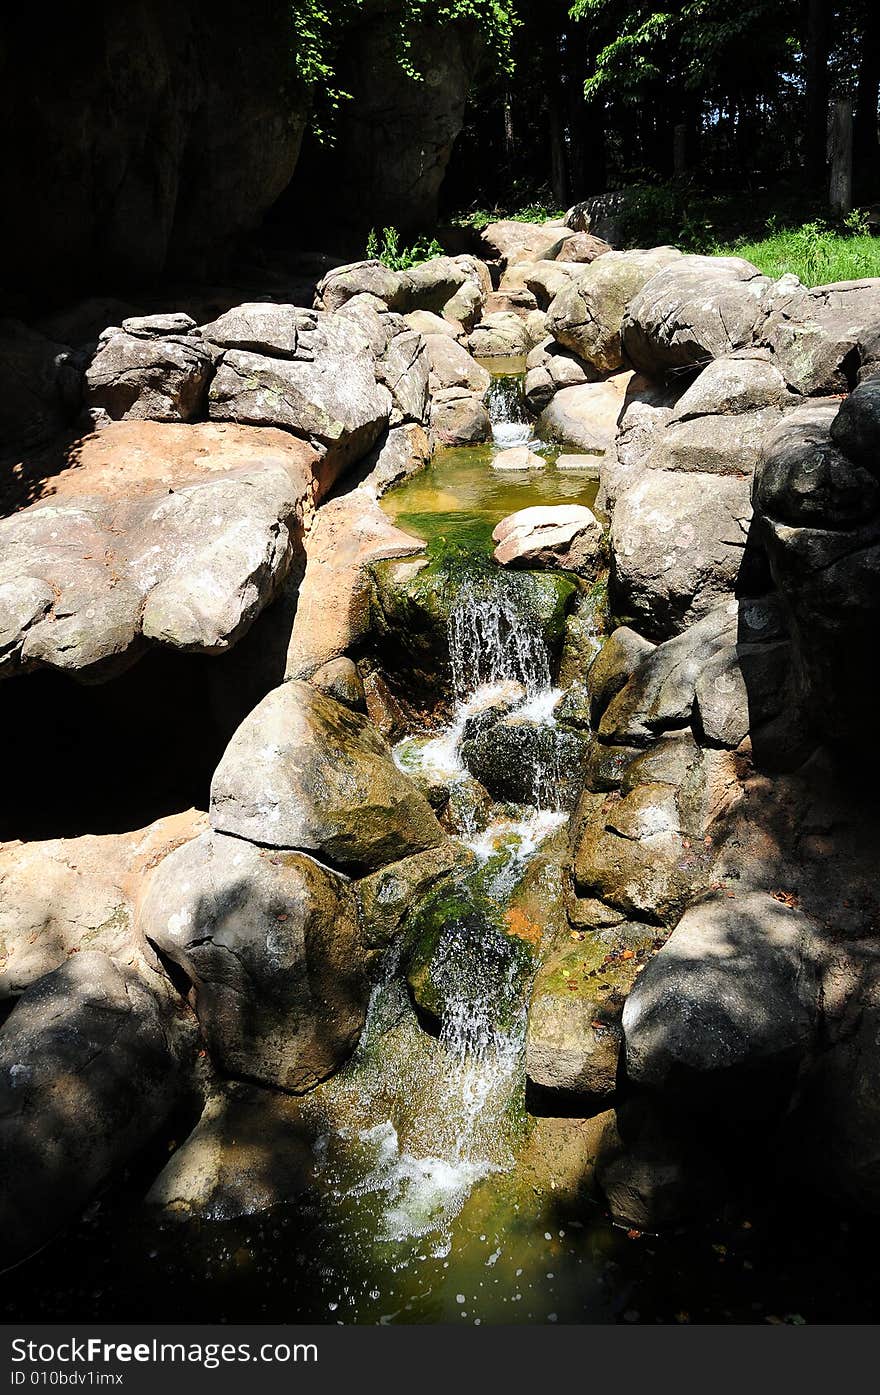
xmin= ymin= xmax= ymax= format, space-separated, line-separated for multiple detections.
xmin=713 ymin=220 xmax=880 ymax=287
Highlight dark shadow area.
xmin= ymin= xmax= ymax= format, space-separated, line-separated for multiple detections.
xmin=0 ymin=594 xmax=291 ymax=841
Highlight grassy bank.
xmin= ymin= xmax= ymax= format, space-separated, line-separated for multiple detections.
xmin=713 ymin=222 xmax=880 ymax=287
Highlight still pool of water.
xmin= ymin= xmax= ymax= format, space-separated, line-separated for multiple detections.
xmin=382 ymin=443 xmax=602 ymax=555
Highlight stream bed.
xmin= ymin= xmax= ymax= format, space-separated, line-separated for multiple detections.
xmin=3 ymin=371 xmax=880 ymax=1326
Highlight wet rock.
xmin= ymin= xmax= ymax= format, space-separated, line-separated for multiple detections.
xmin=0 ymin=421 xmax=319 ymax=678
xmin=526 ymin=922 xmax=657 ymax=1099
xmin=757 ymin=276 xmax=880 ymax=394
xmin=622 ymin=892 xmax=819 ymax=1112
xmin=210 ymin=680 xmax=445 ymax=872
xmin=424 ymin=333 xmax=491 ymax=393
xmin=538 ymin=372 xmax=631 ymax=452
xmin=492 ymin=504 xmax=602 ymax=575
xmin=546 ymin=247 xmax=682 ymax=374
xmin=610 ymin=469 xmax=752 ymax=638
xmin=84 ymin=316 xmax=212 ymax=422
xmin=146 ymin=1083 xmax=315 ymax=1221
xmin=0 ymin=951 xmax=194 ymax=1267
xmin=355 ymin=843 xmax=465 ymax=950
xmin=621 ymin=256 xmax=774 ymax=376
xmin=461 ymin=714 xmax=586 ymax=809
xmin=491 ymin=446 xmax=546 ymax=472
xmin=140 ymin=829 xmax=375 ymax=1091
xmin=404 ymin=881 xmax=535 ymax=1030
xmin=430 ymin=387 xmax=491 ymax=445
xmin=208 ymin=309 xmax=391 ymax=470
xmin=467 ymin=312 xmax=529 ymax=359
xmin=587 ymin=626 xmax=656 ymax=726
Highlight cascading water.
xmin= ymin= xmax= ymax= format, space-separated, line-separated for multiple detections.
xmin=485 ymin=372 xmax=533 ymax=448
xmin=306 ymin=567 xmax=569 ymax=1260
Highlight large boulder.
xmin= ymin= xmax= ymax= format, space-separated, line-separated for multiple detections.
xmin=610 ymin=467 xmax=753 ymax=637
xmin=0 ymin=422 xmax=317 ymax=677
xmin=84 ymin=314 xmax=213 ymax=422
xmin=430 ymin=387 xmax=491 ymax=445
xmin=621 ymin=256 xmax=774 ymax=376
xmin=424 ymin=333 xmax=491 ymax=393
xmin=206 ymin=306 xmax=392 ymax=470
xmin=467 ymin=312 xmax=530 ymax=359
xmin=538 ymin=372 xmax=631 ymax=452
xmin=139 ymin=829 xmax=377 ymax=1091
xmin=479 ymin=220 xmax=565 ymax=269
xmin=526 ymin=922 xmax=658 ymax=1100
xmin=622 ymin=893 xmax=819 ymax=1112
xmin=210 ymin=680 xmax=446 ymax=872
xmin=757 ymin=277 xmax=880 ymax=394
xmin=0 ymin=951 xmax=194 ymax=1266
xmin=752 ymin=393 xmax=880 ymax=744
xmin=546 ymin=247 xmax=682 ymax=374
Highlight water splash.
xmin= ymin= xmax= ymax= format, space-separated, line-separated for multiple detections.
xmin=448 ymin=576 xmax=551 ymax=703
xmin=485 ymin=373 xmax=532 ymax=449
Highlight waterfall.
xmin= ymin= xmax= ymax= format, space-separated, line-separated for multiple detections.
xmin=448 ymin=574 xmax=551 ymax=702
xmin=485 ymin=373 xmax=532 ymax=448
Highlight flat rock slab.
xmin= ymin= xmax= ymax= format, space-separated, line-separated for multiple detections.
xmin=0 ymin=421 xmax=325 ymax=678
xmin=491 ymin=446 xmax=546 ymax=472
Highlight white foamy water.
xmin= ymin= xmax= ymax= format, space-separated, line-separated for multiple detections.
xmin=491 ymin=421 xmax=533 ymax=449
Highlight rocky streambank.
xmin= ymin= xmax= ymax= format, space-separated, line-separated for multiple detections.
xmin=2 ymin=213 xmax=880 ymax=1297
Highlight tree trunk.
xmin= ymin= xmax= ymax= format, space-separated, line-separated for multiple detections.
xmin=803 ymin=0 xmax=832 ymax=188
xmin=829 ymin=98 xmax=854 ymax=215
xmin=548 ymin=95 xmax=568 ymax=206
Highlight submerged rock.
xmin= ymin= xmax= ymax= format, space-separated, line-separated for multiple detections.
xmin=491 ymin=446 xmax=546 ymax=472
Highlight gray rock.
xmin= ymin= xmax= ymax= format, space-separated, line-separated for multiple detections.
xmin=315 ymin=260 xmax=404 ymax=313
xmin=479 ymin=220 xmax=565 ymax=268
xmin=610 ymin=469 xmax=753 ymax=637
xmin=467 ymin=312 xmax=529 ymax=358
xmin=84 ymin=322 xmax=212 ymax=423
xmin=425 ymin=333 xmax=491 ymax=393
xmin=587 ymin=626 xmax=656 ymax=726
xmin=538 ymin=374 xmax=630 ymax=453
xmin=648 ymin=408 xmax=783 ymax=476
xmin=546 ymin=247 xmax=682 ymax=374
xmin=758 ymin=276 xmax=880 ymax=394
xmin=140 ymin=830 xmax=375 ymax=1092
xmin=670 ymin=351 xmax=790 ymax=418
xmin=754 ymin=401 xmax=880 ymax=528
xmin=208 ymin=312 xmax=391 ymax=470
xmin=622 ymin=893 xmax=819 ymax=1103
xmin=430 ymin=387 xmax=491 ymax=445
xmin=830 ymin=374 xmax=880 ymax=470
xmin=0 ymin=951 xmax=193 ymax=1267
xmin=622 ymin=255 xmax=774 ymax=375
xmin=210 ymin=680 xmax=445 ymax=872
